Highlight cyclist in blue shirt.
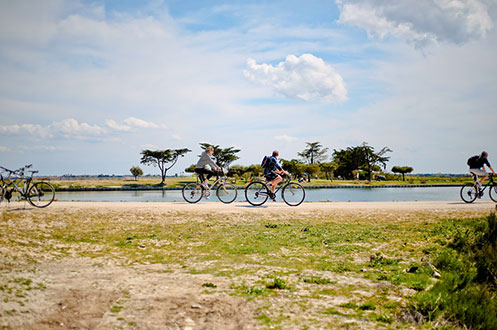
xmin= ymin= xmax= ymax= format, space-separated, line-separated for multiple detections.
xmin=263 ymin=150 xmax=288 ymax=200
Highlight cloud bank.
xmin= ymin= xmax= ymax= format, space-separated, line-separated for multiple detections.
xmin=337 ymin=0 xmax=495 ymax=46
xmin=244 ymin=54 xmax=347 ymax=103
xmin=0 ymin=117 xmax=161 ymax=140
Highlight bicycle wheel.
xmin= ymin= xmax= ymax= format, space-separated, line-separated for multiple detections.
xmin=217 ymin=182 xmax=237 ymax=204
xmin=245 ymin=181 xmax=269 ymax=206
xmin=182 ymin=182 xmax=203 ymax=203
xmin=460 ymin=183 xmax=478 ymax=203
xmin=282 ymin=182 xmax=305 ymax=206
xmin=27 ymin=182 xmax=55 ymax=208
xmin=489 ymin=184 xmax=497 ymax=202
xmin=0 ymin=185 xmax=4 ymax=204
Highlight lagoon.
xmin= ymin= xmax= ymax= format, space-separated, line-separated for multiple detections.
xmin=55 ymin=186 xmax=464 ymax=202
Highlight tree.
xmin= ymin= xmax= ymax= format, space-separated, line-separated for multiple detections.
xmin=358 ymin=143 xmax=392 ymax=181
xmin=280 ymin=159 xmax=305 ymax=178
xmin=140 ymin=148 xmax=191 ymax=185
xmin=392 ymin=166 xmax=414 ymax=181
xmin=332 ymin=142 xmax=392 ymax=180
xmin=319 ymin=162 xmax=337 ymax=180
xmin=129 ymin=166 xmax=143 ymax=181
xmin=297 ymin=142 xmax=329 ymax=165
xmin=199 ymin=143 xmax=240 ymax=167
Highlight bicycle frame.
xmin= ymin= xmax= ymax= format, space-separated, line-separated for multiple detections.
xmin=472 ymin=173 xmax=495 ymax=193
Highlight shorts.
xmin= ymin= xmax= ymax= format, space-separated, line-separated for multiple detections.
xmin=469 ymin=168 xmax=487 ymax=177
xmin=264 ymin=172 xmax=280 ymax=182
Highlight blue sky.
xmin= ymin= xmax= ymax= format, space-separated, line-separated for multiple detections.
xmin=1 ymin=0 xmax=496 ymax=175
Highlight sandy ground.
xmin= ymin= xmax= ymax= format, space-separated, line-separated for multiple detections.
xmin=14 ymin=200 xmax=497 ymax=212
xmin=1 ymin=200 xmax=495 ymax=330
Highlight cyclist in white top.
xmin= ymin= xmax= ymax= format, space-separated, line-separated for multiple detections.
xmin=195 ymin=146 xmax=221 ymax=189
xmin=468 ymin=151 xmax=496 ymax=189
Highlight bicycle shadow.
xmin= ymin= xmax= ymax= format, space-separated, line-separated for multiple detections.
xmin=235 ymin=204 xmax=268 ymax=209
xmin=0 ymin=203 xmax=32 ymax=212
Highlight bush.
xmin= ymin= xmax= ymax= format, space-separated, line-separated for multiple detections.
xmin=414 ymin=214 xmax=497 ymax=329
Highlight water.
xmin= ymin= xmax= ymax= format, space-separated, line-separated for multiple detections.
xmin=54 ymin=186 xmax=463 ymax=202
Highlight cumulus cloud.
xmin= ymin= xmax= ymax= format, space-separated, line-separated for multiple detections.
xmin=123 ymin=117 xmax=160 ymax=129
xmin=275 ymin=135 xmax=298 ymax=142
xmin=337 ymin=0 xmax=495 ymax=46
xmin=243 ymin=54 xmax=347 ymax=103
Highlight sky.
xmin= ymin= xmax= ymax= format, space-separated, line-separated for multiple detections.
xmin=1 ymin=0 xmax=496 ymax=176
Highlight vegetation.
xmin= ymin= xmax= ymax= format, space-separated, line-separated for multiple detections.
xmin=129 ymin=166 xmax=143 ymax=181
xmin=1 ymin=205 xmax=494 ymax=328
xmin=413 ymin=213 xmax=497 ymax=329
xmin=298 ymin=142 xmax=329 ymax=165
xmin=140 ymin=148 xmax=191 ymax=185
xmin=333 ymin=142 xmax=392 ymax=180
xmin=392 ymin=166 xmax=414 ymax=181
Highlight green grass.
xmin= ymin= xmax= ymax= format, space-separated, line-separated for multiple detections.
xmin=1 ymin=207 xmax=494 ymax=329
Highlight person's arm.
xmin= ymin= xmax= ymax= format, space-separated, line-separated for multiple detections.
xmin=207 ymin=154 xmax=221 ymax=171
xmin=489 ymin=165 xmax=496 ymax=175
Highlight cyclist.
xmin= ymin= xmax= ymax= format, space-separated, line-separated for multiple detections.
xmin=468 ymin=151 xmax=496 ymax=194
xmin=195 ymin=146 xmax=221 ymax=191
xmin=263 ymin=150 xmax=289 ymax=200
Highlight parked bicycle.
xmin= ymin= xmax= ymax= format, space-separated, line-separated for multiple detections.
xmin=182 ymin=168 xmax=237 ymax=204
xmin=245 ymin=173 xmax=305 ymax=207
xmin=460 ymin=173 xmax=497 ymax=203
xmin=0 ymin=164 xmax=55 ymax=208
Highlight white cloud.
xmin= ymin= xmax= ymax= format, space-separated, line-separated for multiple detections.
xmin=105 ymin=119 xmax=132 ymax=132
xmin=275 ymin=134 xmax=298 ymax=142
xmin=337 ymin=0 xmax=495 ymax=47
xmin=0 ymin=146 xmax=9 ymax=152
xmin=0 ymin=117 xmax=161 ymax=140
xmin=123 ymin=117 xmax=160 ymax=129
xmin=243 ymin=54 xmax=347 ymax=103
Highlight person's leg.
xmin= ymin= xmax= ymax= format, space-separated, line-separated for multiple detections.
xmin=271 ymin=175 xmax=282 ymax=193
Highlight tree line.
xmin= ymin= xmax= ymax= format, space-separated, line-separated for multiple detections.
xmin=131 ymin=142 xmax=414 ymax=184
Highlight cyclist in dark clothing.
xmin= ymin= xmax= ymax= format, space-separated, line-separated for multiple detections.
xmin=469 ymin=151 xmax=496 ymax=189
xmin=263 ymin=150 xmax=288 ymax=200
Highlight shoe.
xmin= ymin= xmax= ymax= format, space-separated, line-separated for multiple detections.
xmin=201 ymin=182 xmax=210 ymax=190
xmin=270 ymin=192 xmax=276 ymax=201
xmin=203 ymin=190 xmax=211 ymax=199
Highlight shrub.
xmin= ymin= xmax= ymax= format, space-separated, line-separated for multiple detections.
xmin=414 ymin=214 xmax=497 ymax=329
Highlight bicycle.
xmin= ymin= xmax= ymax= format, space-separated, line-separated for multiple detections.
xmin=244 ymin=173 xmax=305 ymax=207
xmin=182 ymin=168 xmax=237 ymax=204
xmin=0 ymin=164 xmax=55 ymax=208
xmin=460 ymin=173 xmax=497 ymax=203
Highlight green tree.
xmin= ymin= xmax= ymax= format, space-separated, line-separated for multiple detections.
xmin=319 ymin=162 xmax=337 ymax=180
xmin=332 ymin=143 xmax=392 ymax=180
xmin=392 ymin=166 xmax=414 ymax=181
xmin=184 ymin=164 xmax=196 ymax=173
xmin=358 ymin=143 xmax=392 ymax=181
xmin=140 ymin=148 xmax=191 ymax=185
xmin=297 ymin=142 xmax=329 ymax=165
xmin=302 ymin=164 xmax=320 ymax=182
xmin=281 ymin=159 xmax=305 ymax=178
xmin=129 ymin=166 xmax=143 ymax=181
xmin=199 ymin=143 xmax=240 ymax=167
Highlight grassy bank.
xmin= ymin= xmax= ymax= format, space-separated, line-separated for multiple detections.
xmin=1 ymin=205 xmax=494 ymax=329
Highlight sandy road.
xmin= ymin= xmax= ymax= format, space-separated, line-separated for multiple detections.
xmin=16 ymin=200 xmax=496 ymax=213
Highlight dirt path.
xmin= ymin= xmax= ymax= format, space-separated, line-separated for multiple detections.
xmin=8 ymin=200 xmax=496 ymax=212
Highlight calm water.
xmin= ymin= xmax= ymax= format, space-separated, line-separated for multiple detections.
xmin=55 ymin=186 xmax=463 ymax=202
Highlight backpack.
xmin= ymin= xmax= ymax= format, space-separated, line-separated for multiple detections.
xmin=261 ymin=155 xmax=271 ymax=168
xmin=467 ymin=155 xmax=480 ymax=168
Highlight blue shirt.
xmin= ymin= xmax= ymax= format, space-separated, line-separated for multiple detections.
xmin=263 ymin=156 xmax=282 ymax=176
